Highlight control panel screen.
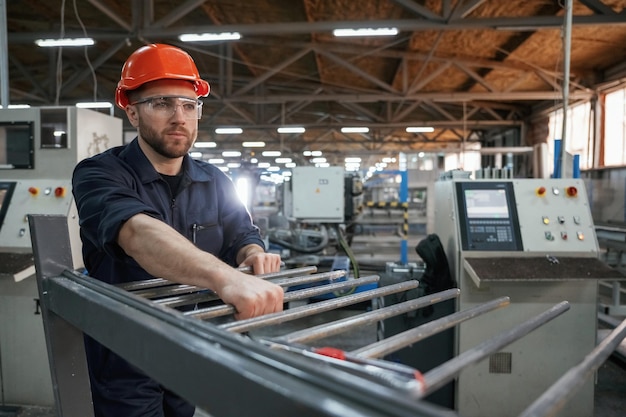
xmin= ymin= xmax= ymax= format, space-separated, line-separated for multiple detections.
xmin=456 ymin=181 xmax=523 ymax=251
xmin=465 ymin=188 xmax=509 ymax=219
xmin=0 ymin=182 xmax=17 ymax=233
xmin=0 ymin=122 xmax=35 ymax=169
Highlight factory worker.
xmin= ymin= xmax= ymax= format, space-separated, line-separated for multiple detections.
xmin=72 ymin=43 xmax=284 ymax=417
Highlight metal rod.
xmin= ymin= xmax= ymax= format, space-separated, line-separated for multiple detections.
xmin=155 ymin=270 xmax=347 ymax=308
xmin=118 ymin=265 xmax=317 ymax=291
xmin=277 ymin=289 xmax=461 ymax=345
xmin=219 ymin=280 xmax=419 ymax=333
xmin=420 ymin=301 xmax=570 ymax=397
xmin=143 ymin=270 xmax=346 ymax=301
xmin=518 ymin=317 xmax=626 ymax=417
xmin=185 ymin=275 xmax=380 ymax=320
xmin=352 ymin=296 xmax=510 ymax=359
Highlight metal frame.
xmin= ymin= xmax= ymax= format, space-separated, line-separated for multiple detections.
xmin=29 ymin=214 xmax=457 ymax=417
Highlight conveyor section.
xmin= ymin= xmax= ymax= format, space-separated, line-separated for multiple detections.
xmin=30 ymin=215 xmax=626 ymax=417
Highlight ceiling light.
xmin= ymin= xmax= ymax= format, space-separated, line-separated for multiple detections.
xmin=209 ymin=158 xmax=224 ymax=164
xmin=0 ymin=104 xmax=31 ymax=109
xmin=189 ymin=152 xmax=203 ymax=158
xmin=222 ymin=151 xmax=242 ymax=157
xmin=258 ymin=162 xmax=271 ymax=168
xmin=311 ymin=157 xmax=327 ymax=163
xmin=179 ymin=32 xmax=241 ymax=42
xmin=345 ymin=157 xmax=362 ymax=163
xmin=406 ymin=126 xmax=435 ymax=133
xmin=76 ymin=101 xmax=112 ymax=108
xmin=333 ymin=28 xmax=398 ymax=37
xmin=194 ymin=142 xmax=217 ymax=148
xmin=242 ymin=141 xmax=265 ymax=148
xmin=262 ymin=151 xmax=281 ymax=157
xmin=341 ymin=127 xmax=369 ymax=133
xmin=277 ymin=126 xmax=305 ymax=134
xmin=275 ymin=158 xmax=292 ymax=164
xmin=35 ymin=38 xmax=95 ymax=47
xmin=215 ymin=127 xmax=243 ymax=134
xmin=267 ymin=166 xmax=281 ymax=172
xmin=227 ymin=162 xmax=241 ymax=168
xmin=285 ymin=162 xmax=296 ymax=168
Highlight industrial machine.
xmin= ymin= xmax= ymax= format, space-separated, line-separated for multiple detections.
xmin=29 ymin=214 xmax=626 ymax=417
xmin=0 ymin=107 xmax=122 ymax=406
xmin=434 ymin=175 xmax=625 ymax=417
xmin=267 ymin=166 xmax=363 ymax=261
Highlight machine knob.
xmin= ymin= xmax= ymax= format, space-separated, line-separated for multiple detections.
xmin=54 ymin=187 xmax=66 ymax=198
xmin=28 ymin=186 xmax=39 ymax=196
xmin=536 ymin=186 xmax=546 ymax=197
xmin=566 ymin=186 xmax=578 ymax=197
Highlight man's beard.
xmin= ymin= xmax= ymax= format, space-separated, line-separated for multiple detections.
xmin=138 ymin=123 xmax=196 ymax=158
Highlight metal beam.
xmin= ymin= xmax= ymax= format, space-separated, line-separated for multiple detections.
xmin=9 ymin=13 xmax=626 ymax=42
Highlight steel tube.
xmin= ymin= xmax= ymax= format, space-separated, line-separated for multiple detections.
xmin=185 ymin=275 xmax=381 ymax=321
xmin=352 ymin=296 xmax=510 ymax=359
xmin=145 ymin=270 xmax=346 ymax=302
xmin=118 ymin=265 xmax=318 ymax=291
xmin=518 ymin=317 xmax=626 ymax=417
xmin=278 ymin=289 xmax=460 ymax=345
xmin=219 ymin=280 xmax=419 ymax=333
xmin=420 ymin=301 xmax=570 ymax=397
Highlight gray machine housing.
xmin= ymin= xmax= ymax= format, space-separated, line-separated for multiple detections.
xmin=434 ymin=177 xmax=606 ymax=417
xmin=0 ymin=107 xmax=122 ymax=406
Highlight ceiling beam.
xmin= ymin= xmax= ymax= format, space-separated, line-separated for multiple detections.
xmin=9 ymin=13 xmax=626 ymax=43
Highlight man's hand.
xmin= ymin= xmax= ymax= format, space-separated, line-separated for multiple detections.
xmin=239 ymin=251 xmax=282 ymax=275
xmin=217 ymin=272 xmax=284 ymax=320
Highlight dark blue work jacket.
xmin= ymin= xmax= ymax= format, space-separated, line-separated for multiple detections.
xmin=72 ymin=137 xmax=264 ymax=285
xmin=72 ymin=138 xmax=264 ymax=417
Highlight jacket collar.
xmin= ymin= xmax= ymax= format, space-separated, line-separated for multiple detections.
xmin=120 ymin=137 xmax=213 ymax=184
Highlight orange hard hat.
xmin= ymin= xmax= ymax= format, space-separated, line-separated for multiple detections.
xmin=115 ymin=43 xmax=210 ymax=109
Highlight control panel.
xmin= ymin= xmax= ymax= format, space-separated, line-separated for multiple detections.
xmin=455 ymin=178 xmax=595 ymax=253
xmin=0 ymin=179 xmax=73 ymax=251
xmin=513 ymin=178 xmax=595 ymax=253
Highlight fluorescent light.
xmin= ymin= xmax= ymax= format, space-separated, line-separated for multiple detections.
xmin=316 ymin=163 xmax=330 ymax=168
xmin=189 ymin=152 xmax=203 ymax=158
xmin=76 ymin=101 xmax=112 ymax=108
xmin=36 ymin=38 xmax=95 ymax=47
xmin=0 ymin=104 xmax=31 ymax=109
xmin=218 ymin=166 xmax=229 ymax=172
xmin=209 ymin=158 xmax=225 ymax=164
xmin=222 ymin=151 xmax=242 ymax=157
xmin=258 ymin=162 xmax=271 ymax=168
xmin=53 ymin=130 xmax=66 ymax=137
xmin=242 ymin=141 xmax=265 ymax=148
xmin=285 ymin=162 xmax=296 ymax=168
xmin=406 ymin=126 xmax=435 ymax=133
xmin=333 ymin=28 xmax=398 ymax=37
xmin=215 ymin=127 xmax=243 ymax=134
xmin=262 ymin=151 xmax=281 ymax=157
xmin=227 ymin=162 xmax=241 ymax=168
xmin=345 ymin=157 xmax=362 ymax=163
xmin=267 ymin=166 xmax=281 ymax=172
xmin=194 ymin=141 xmax=217 ymax=148
xmin=179 ymin=32 xmax=241 ymax=42
xmin=341 ymin=127 xmax=369 ymax=133
xmin=275 ymin=158 xmax=292 ymax=164
xmin=311 ymin=157 xmax=327 ymax=163
xmin=277 ymin=126 xmax=305 ymax=134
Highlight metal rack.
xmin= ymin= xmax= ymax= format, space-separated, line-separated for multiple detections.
xmin=30 ymin=215 xmax=626 ymax=417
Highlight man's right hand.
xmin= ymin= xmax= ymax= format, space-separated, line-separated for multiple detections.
xmin=216 ymin=272 xmax=284 ymax=320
